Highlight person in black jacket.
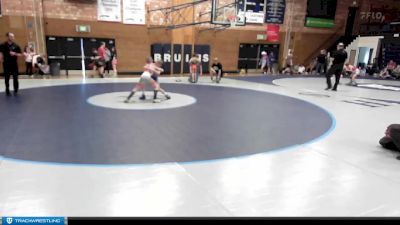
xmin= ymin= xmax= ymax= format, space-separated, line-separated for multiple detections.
xmin=325 ymin=43 xmax=348 ymax=91
xmin=316 ymin=49 xmax=327 ymax=75
xmin=0 ymin=32 xmax=23 ymax=96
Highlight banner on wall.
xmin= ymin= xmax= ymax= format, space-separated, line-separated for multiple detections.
xmin=123 ymin=0 xmax=146 ymax=25
xmin=151 ymin=44 xmax=210 ymax=74
xmin=98 ymin=0 xmax=122 ymax=22
xmin=265 ymin=0 xmax=286 ymax=24
xmin=266 ymin=24 xmax=280 ymax=42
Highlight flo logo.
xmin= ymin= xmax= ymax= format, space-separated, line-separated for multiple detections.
xmin=7 ymin=217 xmax=13 ymax=224
xmin=360 ymin=12 xmax=386 ymax=23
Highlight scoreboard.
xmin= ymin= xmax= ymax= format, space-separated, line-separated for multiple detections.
xmin=306 ymin=0 xmax=337 ymax=20
xmin=305 ymin=0 xmax=338 ymax=28
xmin=238 ymin=0 xmax=266 ymax=24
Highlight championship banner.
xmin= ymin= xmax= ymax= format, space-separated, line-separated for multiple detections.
xmin=266 ymin=24 xmax=280 ymax=42
xmin=123 ymin=0 xmax=146 ymax=25
xmin=265 ymin=0 xmax=286 ymax=24
xmin=98 ymin=0 xmax=122 ymax=22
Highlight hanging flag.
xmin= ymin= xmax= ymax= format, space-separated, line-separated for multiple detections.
xmin=266 ymin=24 xmax=280 ymax=42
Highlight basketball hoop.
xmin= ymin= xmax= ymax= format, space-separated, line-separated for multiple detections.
xmin=228 ymin=15 xmax=236 ymax=28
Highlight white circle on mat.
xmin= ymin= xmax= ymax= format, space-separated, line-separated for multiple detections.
xmin=87 ymin=92 xmax=197 ymax=110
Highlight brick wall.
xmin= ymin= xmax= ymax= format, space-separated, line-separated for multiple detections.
xmin=0 ymin=0 xmax=363 ymax=30
xmin=2 ymin=0 xmax=394 ymax=32
xmin=1 ymin=0 xmax=398 ymax=72
xmin=1 ymin=0 xmax=170 ymax=23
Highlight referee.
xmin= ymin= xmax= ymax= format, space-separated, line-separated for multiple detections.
xmin=325 ymin=42 xmax=348 ymax=91
xmin=0 ymin=32 xmax=23 ymax=96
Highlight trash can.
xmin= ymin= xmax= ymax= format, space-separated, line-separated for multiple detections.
xmin=50 ymin=62 xmax=60 ymax=76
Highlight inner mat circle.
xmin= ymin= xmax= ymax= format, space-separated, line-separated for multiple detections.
xmin=87 ymin=92 xmax=197 ymax=110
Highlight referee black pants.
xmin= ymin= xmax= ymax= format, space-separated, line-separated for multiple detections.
xmin=326 ymin=63 xmax=344 ymax=90
xmin=4 ymin=65 xmax=19 ymax=93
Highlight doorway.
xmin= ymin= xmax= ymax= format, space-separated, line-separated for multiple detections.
xmin=46 ymin=36 xmax=116 ymax=75
xmin=345 ymin=7 xmax=358 ymax=36
xmin=238 ymin=43 xmax=280 ymax=71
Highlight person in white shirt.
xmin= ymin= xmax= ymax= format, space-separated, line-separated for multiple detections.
xmin=32 ymin=54 xmax=50 ymax=79
xmin=259 ymin=51 xmax=269 ymax=75
xmin=23 ymin=46 xmax=35 ymax=77
xmin=298 ymin=65 xmax=306 ymax=74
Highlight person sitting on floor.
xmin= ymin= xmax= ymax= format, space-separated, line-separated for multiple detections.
xmin=380 ymin=60 xmax=397 ymax=79
xmin=32 ymin=54 xmax=50 ymax=79
xmin=380 ymin=124 xmax=400 ymax=160
xmin=391 ymin=65 xmax=400 ymax=79
xmin=298 ymin=65 xmax=306 ymax=75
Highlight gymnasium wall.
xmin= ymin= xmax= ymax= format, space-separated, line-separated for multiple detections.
xmin=1 ymin=0 xmax=397 ymax=74
xmin=44 ymin=18 xmax=172 ymax=72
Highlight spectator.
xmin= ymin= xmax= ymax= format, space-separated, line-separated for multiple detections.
xmin=105 ymin=46 xmax=112 ymax=76
xmin=298 ymin=65 xmax=306 ymax=75
xmin=32 ymin=54 xmax=50 ymax=79
xmin=97 ymin=42 xmax=106 ymax=78
xmin=23 ymin=45 xmax=35 ymax=77
xmin=189 ymin=53 xmax=202 ymax=83
xmin=269 ymin=52 xmax=278 ymax=75
xmin=391 ymin=65 xmax=400 ymax=79
xmin=210 ymin=57 xmax=223 ymax=83
xmin=326 ymin=52 xmax=332 ymax=72
xmin=306 ymin=58 xmax=317 ymax=74
xmin=111 ymin=47 xmax=118 ymax=77
xmin=88 ymin=48 xmax=99 ymax=78
xmin=284 ymin=49 xmax=294 ymax=75
xmin=316 ymin=49 xmax=327 ymax=75
xmin=259 ymin=51 xmax=269 ymax=75
xmin=380 ymin=60 xmax=397 ymax=79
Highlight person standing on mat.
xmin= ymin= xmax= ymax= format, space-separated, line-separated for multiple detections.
xmin=189 ymin=54 xmax=202 ymax=83
xmin=0 ymin=32 xmax=23 ymax=96
xmin=325 ymin=43 xmax=348 ymax=91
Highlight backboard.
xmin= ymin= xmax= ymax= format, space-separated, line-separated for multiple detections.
xmin=211 ymin=0 xmax=246 ymax=26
